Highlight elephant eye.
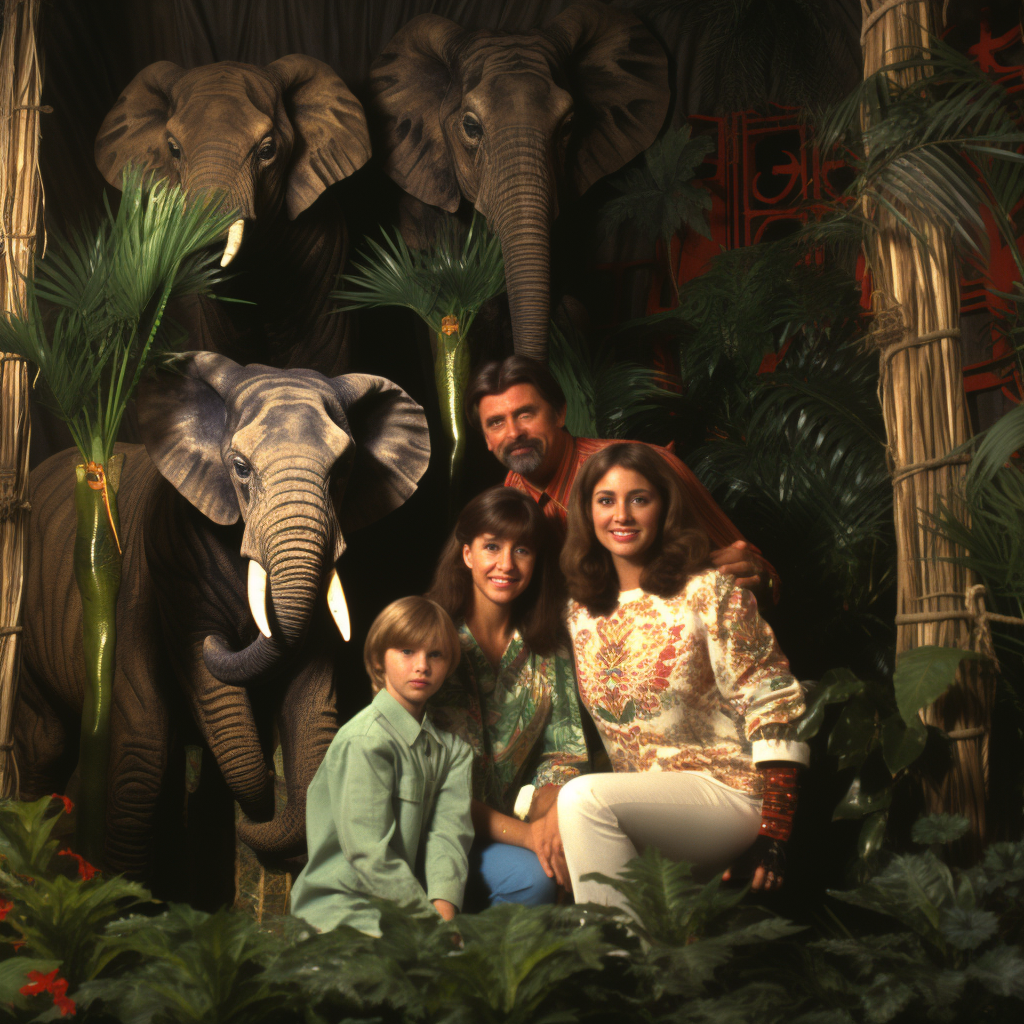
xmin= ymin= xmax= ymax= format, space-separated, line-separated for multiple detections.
xmin=560 ymin=115 xmax=574 ymax=139
xmin=232 ymin=458 xmax=252 ymax=480
xmin=462 ymin=113 xmax=483 ymax=141
xmin=167 ymin=137 xmax=181 ymax=159
xmin=257 ymin=137 xmax=276 ymax=161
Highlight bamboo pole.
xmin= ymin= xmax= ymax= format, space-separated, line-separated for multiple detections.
xmin=0 ymin=0 xmax=43 ymax=800
xmin=861 ymin=0 xmax=995 ymax=850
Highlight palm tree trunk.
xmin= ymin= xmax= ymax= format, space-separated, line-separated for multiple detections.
xmin=0 ymin=0 xmax=43 ymax=801
xmin=861 ymin=0 xmax=994 ymax=853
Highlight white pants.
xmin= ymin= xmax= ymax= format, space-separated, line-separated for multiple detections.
xmin=558 ymin=771 xmax=762 ymax=913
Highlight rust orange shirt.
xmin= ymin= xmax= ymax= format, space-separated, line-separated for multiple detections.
xmin=503 ymin=434 xmax=780 ymax=597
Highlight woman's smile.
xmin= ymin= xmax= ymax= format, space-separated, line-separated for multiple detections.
xmin=591 ymin=466 xmax=664 ymax=567
xmin=463 ymin=533 xmax=536 ymax=606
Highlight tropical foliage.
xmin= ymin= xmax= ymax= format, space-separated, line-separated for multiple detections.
xmin=4 ymin=795 xmax=1023 ymax=1023
xmin=598 ymin=124 xmax=714 ymax=293
xmin=547 ymin=321 xmax=673 ymax=442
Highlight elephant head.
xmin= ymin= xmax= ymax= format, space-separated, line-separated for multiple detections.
xmin=137 ymin=353 xmax=429 ymax=686
xmin=95 ymin=56 xmax=370 ymax=265
xmin=368 ymin=0 xmax=669 ymax=360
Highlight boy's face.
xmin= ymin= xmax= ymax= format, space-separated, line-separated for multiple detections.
xmin=382 ymin=645 xmax=451 ymax=719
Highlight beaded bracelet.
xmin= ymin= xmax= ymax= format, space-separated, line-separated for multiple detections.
xmin=759 ymin=765 xmax=800 ymax=842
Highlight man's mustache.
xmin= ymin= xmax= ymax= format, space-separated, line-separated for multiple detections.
xmin=499 ymin=435 xmax=542 ymax=458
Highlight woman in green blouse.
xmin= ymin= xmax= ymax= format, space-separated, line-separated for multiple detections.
xmin=427 ymin=487 xmax=589 ymax=906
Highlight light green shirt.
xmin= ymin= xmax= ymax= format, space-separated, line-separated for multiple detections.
xmin=291 ymin=688 xmax=474 ymax=935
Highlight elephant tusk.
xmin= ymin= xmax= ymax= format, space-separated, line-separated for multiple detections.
xmin=247 ymin=560 xmax=272 ymax=639
xmin=221 ymin=218 xmax=245 ymax=267
xmin=327 ymin=569 xmax=351 ymax=642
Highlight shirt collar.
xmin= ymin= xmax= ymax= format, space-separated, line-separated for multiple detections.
xmin=373 ymin=688 xmax=438 ymax=747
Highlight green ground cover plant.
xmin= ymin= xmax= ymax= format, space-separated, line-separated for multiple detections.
xmin=4 ymin=794 xmax=1023 ymax=1023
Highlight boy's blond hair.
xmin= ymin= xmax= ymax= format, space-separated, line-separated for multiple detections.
xmin=363 ymin=596 xmax=462 ymax=693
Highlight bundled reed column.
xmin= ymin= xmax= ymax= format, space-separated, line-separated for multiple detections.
xmin=0 ymin=0 xmax=43 ymax=799
xmin=861 ymin=0 xmax=993 ymax=847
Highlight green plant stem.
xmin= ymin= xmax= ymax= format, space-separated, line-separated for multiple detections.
xmin=73 ymin=454 xmax=123 ymax=865
xmin=434 ymin=328 xmax=470 ymax=520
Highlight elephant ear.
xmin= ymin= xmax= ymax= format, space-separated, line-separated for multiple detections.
xmin=95 ymin=62 xmax=186 ymax=189
xmin=137 ymin=353 xmax=248 ymax=525
xmin=266 ymin=54 xmax=371 ymax=220
xmin=329 ymin=374 xmax=430 ymax=534
xmin=545 ymin=0 xmax=669 ymax=195
xmin=367 ymin=14 xmax=465 ymax=213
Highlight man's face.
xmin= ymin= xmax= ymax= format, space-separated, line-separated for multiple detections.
xmin=478 ymin=383 xmax=566 ymax=478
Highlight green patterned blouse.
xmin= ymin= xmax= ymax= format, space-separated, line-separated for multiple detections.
xmin=428 ymin=624 xmax=590 ymax=815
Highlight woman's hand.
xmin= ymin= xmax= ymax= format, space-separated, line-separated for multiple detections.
xmin=723 ymin=836 xmax=786 ymax=891
xmin=529 ymin=802 xmax=570 ymax=888
xmin=432 ymin=898 xmax=458 ymax=921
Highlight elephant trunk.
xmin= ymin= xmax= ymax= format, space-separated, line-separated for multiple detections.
xmin=182 ymin=153 xmax=257 ymax=265
xmin=482 ymin=129 xmax=556 ymax=362
xmin=202 ymin=461 xmax=337 ymax=685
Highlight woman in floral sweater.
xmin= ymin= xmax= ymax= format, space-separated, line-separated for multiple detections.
xmin=558 ymin=444 xmax=808 ymax=912
xmin=427 ymin=487 xmax=589 ymax=907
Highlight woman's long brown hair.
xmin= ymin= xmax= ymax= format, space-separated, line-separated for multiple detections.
xmin=427 ymin=487 xmax=565 ymax=655
xmin=561 ymin=443 xmax=710 ymax=615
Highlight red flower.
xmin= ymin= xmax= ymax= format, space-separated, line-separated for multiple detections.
xmin=51 ymin=793 xmax=74 ymax=814
xmin=20 ymin=968 xmax=60 ymax=996
xmin=58 ymin=850 xmax=99 ymax=881
xmin=54 ymin=991 xmax=77 ymax=1016
xmin=18 ymin=968 xmax=76 ymax=1016
xmin=0 ymin=898 xmax=12 ymax=920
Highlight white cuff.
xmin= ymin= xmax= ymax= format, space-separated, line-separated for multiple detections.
xmin=751 ymin=738 xmax=810 ymax=767
xmin=513 ymin=784 xmax=535 ymax=820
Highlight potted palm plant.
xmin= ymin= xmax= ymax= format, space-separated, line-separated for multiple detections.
xmin=0 ymin=168 xmax=235 ymax=862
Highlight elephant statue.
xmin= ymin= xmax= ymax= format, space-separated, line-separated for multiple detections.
xmin=15 ymin=355 xmax=429 ymax=889
xmin=95 ymin=56 xmax=370 ymax=376
xmin=367 ymin=0 xmax=670 ymax=361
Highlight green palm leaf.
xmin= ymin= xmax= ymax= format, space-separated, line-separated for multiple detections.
xmin=334 ymin=214 xmax=505 ymax=339
xmin=0 ymin=166 xmax=234 ymax=464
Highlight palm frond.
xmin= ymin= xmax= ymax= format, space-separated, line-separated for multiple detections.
xmin=968 ymin=402 xmax=1024 ymax=485
xmin=0 ymin=166 xmax=234 ymax=462
xmin=548 ymin=322 xmax=672 ymax=441
xmin=598 ymin=125 xmax=714 ymax=246
xmin=333 ymin=214 xmax=505 ymax=339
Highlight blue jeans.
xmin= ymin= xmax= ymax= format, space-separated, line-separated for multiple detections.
xmin=464 ymin=840 xmax=558 ymax=910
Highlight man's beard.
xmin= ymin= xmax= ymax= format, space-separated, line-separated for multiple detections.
xmin=498 ymin=435 xmax=545 ymax=476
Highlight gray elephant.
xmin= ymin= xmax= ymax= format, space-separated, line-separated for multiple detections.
xmin=95 ymin=56 xmax=370 ymax=376
xmin=367 ymin=0 xmax=670 ymax=361
xmin=16 ymin=355 xmax=428 ymax=888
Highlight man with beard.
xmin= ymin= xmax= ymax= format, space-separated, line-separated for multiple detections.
xmin=465 ymin=356 xmax=778 ymax=603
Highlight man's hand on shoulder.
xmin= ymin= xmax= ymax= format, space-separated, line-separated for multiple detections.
xmin=710 ymin=541 xmax=773 ymax=606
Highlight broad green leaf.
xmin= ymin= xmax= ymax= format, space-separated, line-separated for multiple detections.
xmin=832 ymin=775 xmax=892 ymax=820
xmin=892 ymin=646 xmax=986 ymax=725
xmin=796 ymin=670 xmax=867 ymax=742
xmin=911 ymin=814 xmax=971 ymax=845
xmin=880 ymin=712 xmax=928 ymax=775
xmin=967 ymin=946 xmax=1024 ymax=998
xmin=939 ymin=906 xmax=999 ymax=951
xmin=0 ymin=958 xmax=62 ymax=1003
xmin=858 ymin=809 xmax=889 ymax=859
xmin=827 ymin=694 xmax=879 ymax=769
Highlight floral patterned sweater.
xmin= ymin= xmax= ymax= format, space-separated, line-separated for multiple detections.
xmin=566 ymin=569 xmax=809 ymax=797
xmin=427 ymin=624 xmax=590 ymax=816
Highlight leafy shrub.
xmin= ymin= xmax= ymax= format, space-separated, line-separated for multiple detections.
xmin=814 ymin=816 xmax=1024 ymax=1023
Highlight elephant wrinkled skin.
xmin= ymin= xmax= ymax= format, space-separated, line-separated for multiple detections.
xmin=16 ymin=355 xmax=429 ymax=884
xmin=368 ymin=0 xmax=669 ymax=360
xmin=95 ymin=56 xmax=370 ymax=376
